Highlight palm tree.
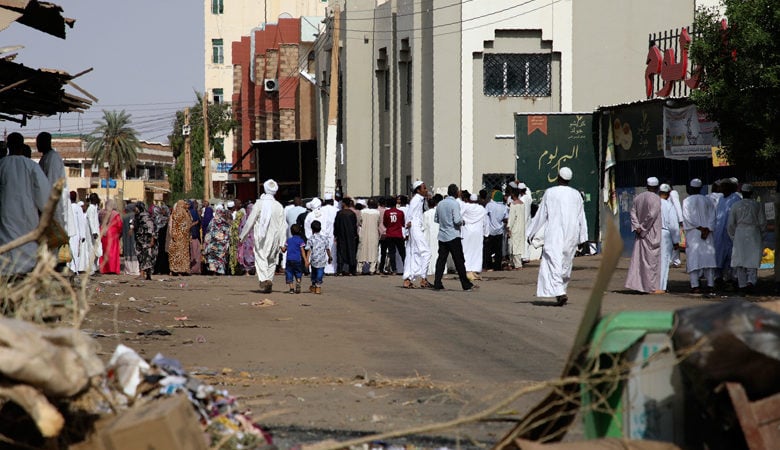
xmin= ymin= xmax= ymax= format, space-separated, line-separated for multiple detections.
xmin=86 ymin=110 xmax=141 ymax=201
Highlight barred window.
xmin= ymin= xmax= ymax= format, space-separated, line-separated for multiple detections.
xmin=211 ymin=0 xmax=223 ymax=14
xmin=483 ymin=53 xmax=551 ymax=97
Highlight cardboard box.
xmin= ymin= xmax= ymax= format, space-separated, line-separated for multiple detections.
xmin=88 ymin=395 xmax=208 ymax=450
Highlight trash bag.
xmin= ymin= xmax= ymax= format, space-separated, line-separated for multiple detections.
xmin=673 ymin=299 xmax=780 ymax=400
xmin=672 ymin=299 xmax=780 ymax=449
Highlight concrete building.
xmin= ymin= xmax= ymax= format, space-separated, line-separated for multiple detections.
xmin=317 ymin=0 xmax=702 ymax=196
xmin=26 ymin=135 xmax=174 ymax=204
xmin=205 ymin=0 xmax=327 ymax=178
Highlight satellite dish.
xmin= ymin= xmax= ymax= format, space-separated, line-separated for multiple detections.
xmin=279 ymin=12 xmax=292 ymax=19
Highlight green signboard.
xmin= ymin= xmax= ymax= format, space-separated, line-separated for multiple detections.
xmin=515 ymin=113 xmax=599 ymax=241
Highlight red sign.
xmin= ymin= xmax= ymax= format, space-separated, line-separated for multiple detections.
xmin=528 ymin=115 xmax=548 ymax=135
xmin=645 ymin=28 xmax=700 ymax=98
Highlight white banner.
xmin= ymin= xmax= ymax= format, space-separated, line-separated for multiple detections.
xmin=662 ymin=104 xmax=720 ymax=160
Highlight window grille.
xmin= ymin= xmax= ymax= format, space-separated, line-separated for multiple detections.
xmin=483 ymin=53 xmax=551 ymax=97
xmin=211 ymin=0 xmax=223 ymax=14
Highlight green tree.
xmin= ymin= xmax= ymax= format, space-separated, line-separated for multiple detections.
xmin=167 ymin=92 xmax=236 ymax=199
xmin=690 ymin=2 xmax=780 ymax=175
xmin=86 ymin=109 xmax=141 ymax=180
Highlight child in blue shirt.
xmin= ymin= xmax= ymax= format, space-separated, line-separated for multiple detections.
xmin=282 ymin=224 xmax=308 ymax=294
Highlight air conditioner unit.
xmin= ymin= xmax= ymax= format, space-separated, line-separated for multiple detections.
xmin=264 ymin=78 xmax=279 ymax=92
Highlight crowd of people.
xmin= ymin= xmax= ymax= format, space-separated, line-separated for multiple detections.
xmin=0 ymin=133 xmax=768 ymax=304
xmin=626 ymin=176 xmax=767 ymax=295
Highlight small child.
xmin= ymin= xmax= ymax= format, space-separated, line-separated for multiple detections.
xmin=282 ymin=224 xmax=308 ymax=294
xmin=305 ymin=220 xmax=332 ymax=294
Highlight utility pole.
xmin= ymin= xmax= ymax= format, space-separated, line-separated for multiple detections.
xmin=203 ymin=93 xmax=211 ymax=200
xmin=323 ymin=6 xmax=340 ymax=196
xmin=183 ymin=107 xmax=192 ymax=192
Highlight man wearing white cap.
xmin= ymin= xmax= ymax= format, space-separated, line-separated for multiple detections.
xmin=713 ymin=177 xmax=740 ymax=285
xmin=658 ymin=184 xmax=681 ymax=292
xmin=506 ymin=183 xmax=526 ymax=269
xmin=518 ymin=182 xmax=533 ymax=262
xmin=460 ymin=191 xmax=487 ymax=281
xmin=402 ymin=180 xmax=432 ymax=288
xmin=728 ymin=184 xmax=766 ymax=293
xmin=625 ymin=177 xmax=663 ymax=294
xmin=526 ymin=167 xmax=588 ymax=306
xmin=682 ymin=178 xmax=717 ymax=293
xmin=240 ymin=179 xmax=286 ymax=293
xmin=321 ymin=192 xmax=339 ymax=274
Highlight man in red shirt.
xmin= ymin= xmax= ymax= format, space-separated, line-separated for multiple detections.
xmin=383 ymin=197 xmax=406 ymax=274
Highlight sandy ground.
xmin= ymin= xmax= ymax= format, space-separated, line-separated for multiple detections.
xmin=79 ymin=255 xmax=777 ymax=446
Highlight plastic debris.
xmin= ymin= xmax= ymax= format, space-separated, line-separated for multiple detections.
xmin=107 ymin=344 xmax=150 ymax=398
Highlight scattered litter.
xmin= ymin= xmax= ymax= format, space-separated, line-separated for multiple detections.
xmin=98 ymin=280 xmax=115 ymax=285
xmin=107 ymin=344 xmax=150 ymax=397
xmin=100 ymin=302 xmax=111 ymax=306
xmin=174 ymin=316 xmax=189 ymax=321
xmin=136 ymin=308 xmax=150 ymax=314
xmin=274 ymin=317 xmax=292 ymax=321
xmin=128 ymin=296 xmax=137 ymax=302
xmin=153 ymin=296 xmax=167 ymax=299
xmin=196 ymin=335 xmax=207 ymax=343
xmin=179 ymin=283 xmax=188 ymax=288
xmin=137 ymin=329 xmax=172 ymax=337
xmin=95 ymin=287 xmax=103 ymax=293
xmin=251 ymin=299 xmax=276 ymax=308
xmin=301 ymin=303 xmax=312 ymax=307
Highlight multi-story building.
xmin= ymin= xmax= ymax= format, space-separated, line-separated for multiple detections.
xmin=25 ymin=135 xmax=174 ymax=204
xmin=316 ymin=0 xmax=711 ymax=196
xmin=204 ymin=0 xmax=328 ymax=181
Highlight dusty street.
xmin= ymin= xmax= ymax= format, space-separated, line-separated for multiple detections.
xmin=80 ymin=255 xmax=774 ymax=446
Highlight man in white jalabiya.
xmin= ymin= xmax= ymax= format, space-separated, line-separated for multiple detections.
xmin=460 ymin=193 xmax=487 ymax=281
xmin=320 ymin=193 xmax=338 ymax=274
xmin=526 ymin=167 xmax=588 ymax=306
xmin=682 ymin=178 xmax=717 ymax=294
xmin=423 ymin=195 xmax=442 ymax=276
xmin=658 ymin=184 xmax=681 ymax=293
xmin=727 ymin=184 xmax=766 ymax=294
xmin=506 ymin=183 xmax=527 ymax=270
xmin=402 ymin=180 xmax=432 ymax=289
xmin=86 ymin=193 xmax=103 ymax=274
xmin=304 ymin=198 xmax=324 ymax=239
xmin=240 ymin=179 xmax=286 ymax=293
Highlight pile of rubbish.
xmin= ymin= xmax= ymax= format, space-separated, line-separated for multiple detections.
xmin=0 ymin=317 xmax=270 ymax=450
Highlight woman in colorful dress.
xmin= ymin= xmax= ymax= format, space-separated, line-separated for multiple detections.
xmin=203 ymin=207 xmax=230 ymax=275
xmin=133 ymin=201 xmax=157 ymax=280
xmin=168 ymin=200 xmax=191 ymax=276
xmin=99 ymin=199 xmax=123 ymax=274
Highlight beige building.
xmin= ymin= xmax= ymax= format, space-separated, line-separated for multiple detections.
xmin=205 ymin=0 xmax=328 ymax=177
xmin=26 ymin=135 xmax=174 ymax=204
xmin=317 ymin=0 xmax=703 ymax=196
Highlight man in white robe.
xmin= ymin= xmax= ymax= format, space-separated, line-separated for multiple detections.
xmin=66 ymin=193 xmax=84 ymax=273
xmin=86 ymin=194 xmax=103 ymax=274
xmin=682 ymin=178 xmax=717 ymax=294
xmin=659 ymin=184 xmax=681 ymax=292
xmin=519 ymin=182 xmax=534 ymax=261
xmin=506 ymin=186 xmax=526 ymax=269
xmin=75 ymin=201 xmax=92 ymax=273
xmin=321 ymin=193 xmax=338 ymax=274
xmin=526 ymin=167 xmax=588 ymax=306
xmin=668 ymin=186 xmax=684 ymax=267
xmin=402 ymin=181 xmax=432 ymax=288
xmin=460 ymin=193 xmax=487 ymax=280
xmin=240 ymin=179 xmax=286 ymax=293
xmin=423 ymin=196 xmax=441 ymax=276
xmin=727 ymin=184 xmax=766 ymax=293
xmin=0 ymin=134 xmax=51 ymax=275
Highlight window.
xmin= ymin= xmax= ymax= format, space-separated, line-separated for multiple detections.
xmin=211 ymin=0 xmax=223 ymax=14
xmin=212 ymin=39 xmax=224 ymax=64
xmin=483 ymin=53 xmax=551 ymax=97
xmin=213 ymin=88 xmax=224 ymax=104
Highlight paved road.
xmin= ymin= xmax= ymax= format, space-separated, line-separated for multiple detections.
xmin=85 ymin=254 xmax=763 ymax=444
